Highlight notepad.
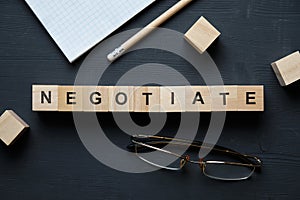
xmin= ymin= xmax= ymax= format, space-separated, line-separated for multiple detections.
xmin=25 ymin=0 xmax=155 ymax=62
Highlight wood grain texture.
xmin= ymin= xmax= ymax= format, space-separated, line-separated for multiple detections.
xmin=160 ymin=86 xmax=185 ymax=112
xmin=134 ymin=86 xmax=160 ymax=112
xmin=0 ymin=0 xmax=300 ymax=199
xmin=184 ymin=16 xmax=221 ymax=54
xmin=109 ymin=86 xmax=134 ymax=112
xmin=32 ymin=85 xmax=58 ymax=111
xmin=0 ymin=110 xmax=29 ymax=146
xmin=58 ymin=86 xmax=83 ymax=112
xmin=32 ymin=85 xmax=264 ymax=112
xmin=82 ymin=86 xmax=109 ymax=112
xmin=185 ymin=86 xmax=212 ymax=112
xmin=271 ymin=51 xmax=300 ymax=86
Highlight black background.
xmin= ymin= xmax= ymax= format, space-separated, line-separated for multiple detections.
xmin=1 ymin=0 xmax=300 ymax=199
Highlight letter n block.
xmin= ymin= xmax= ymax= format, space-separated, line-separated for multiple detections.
xmin=32 ymin=85 xmax=58 ymax=111
xmin=237 ymin=86 xmax=264 ymax=111
xmin=82 ymin=86 xmax=109 ymax=112
xmin=58 ymin=86 xmax=83 ymax=112
xmin=109 ymin=86 xmax=134 ymax=112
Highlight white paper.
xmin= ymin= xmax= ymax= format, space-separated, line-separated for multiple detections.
xmin=25 ymin=0 xmax=155 ymax=62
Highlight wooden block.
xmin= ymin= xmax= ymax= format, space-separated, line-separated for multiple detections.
xmin=160 ymin=86 xmax=185 ymax=112
xmin=82 ymin=86 xmax=109 ymax=112
xmin=32 ymin=85 xmax=58 ymax=111
xmin=210 ymin=86 xmax=238 ymax=111
xmin=185 ymin=86 xmax=212 ymax=112
xmin=0 ymin=110 xmax=29 ymax=146
xmin=134 ymin=86 xmax=160 ymax=112
xmin=109 ymin=86 xmax=134 ymax=112
xmin=184 ymin=16 xmax=221 ymax=54
xmin=31 ymin=85 xmax=265 ymax=112
xmin=237 ymin=86 xmax=264 ymax=111
xmin=271 ymin=51 xmax=300 ymax=86
xmin=58 ymin=86 xmax=83 ymax=112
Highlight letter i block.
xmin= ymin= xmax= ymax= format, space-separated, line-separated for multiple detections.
xmin=58 ymin=86 xmax=83 ymax=112
xmin=237 ymin=86 xmax=264 ymax=111
xmin=210 ymin=86 xmax=238 ymax=111
xmin=134 ymin=87 xmax=160 ymax=112
xmin=109 ymin=86 xmax=134 ymax=112
xmin=185 ymin=86 xmax=211 ymax=112
xmin=82 ymin=86 xmax=109 ymax=112
xmin=160 ymin=86 xmax=185 ymax=112
xmin=32 ymin=85 xmax=58 ymax=111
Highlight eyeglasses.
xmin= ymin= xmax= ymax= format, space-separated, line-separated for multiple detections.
xmin=128 ymin=135 xmax=262 ymax=181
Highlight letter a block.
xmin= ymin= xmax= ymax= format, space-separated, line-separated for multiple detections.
xmin=58 ymin=86 xmax=83 ymax=112
xmin=82 ymin=86 xmax=109 ymax=112
xmin=0 ymin=110 xmax=29 ymax=146
xmin=185 ymin=86 xmax=211 ymax=112
xmin=32 ymin=85 xmax=58 ymax=111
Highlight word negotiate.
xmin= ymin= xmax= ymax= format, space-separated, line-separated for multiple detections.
xmin=32 ymin=85 xmax=264 ymax=112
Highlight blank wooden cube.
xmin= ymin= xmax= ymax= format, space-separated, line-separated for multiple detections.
xmin=160 ymin=86 xmax=185 ymax=112
xmin=237 ymin=86 xmax=264 ymax=111
xmin=210 ymin=86 xmax=238 ymax=111
xmin=58 ymin=86 xmax=83 ymax=112
xmin=0 ymin=110 xmax=29 ymax=146
xmin=109 ymin=86 xmax=134 ymax=112
xmin=271 ymin=51 xmax=300 ymax=86
xmin=184 ymin=16 xmax=221 ymax=54
xmin=134 ymin=86 xmax=160 ymax=112
xmin=185 ymin=86 xmax=212 ymax=112
xmin=83 ymin=86 xmax=109 ymax=112
xmin=32 ymin=85 xmax=58 ymax=111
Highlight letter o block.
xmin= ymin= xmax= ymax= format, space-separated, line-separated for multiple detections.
xmin=109 ymin=86 xmax=134 ymax=112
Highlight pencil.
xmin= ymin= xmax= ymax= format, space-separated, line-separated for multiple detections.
xmin=107 ymin=0 xmax=193 ymax=62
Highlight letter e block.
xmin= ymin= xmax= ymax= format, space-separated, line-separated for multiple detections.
xmin=237 ymin=86 xmax=264 ymax=111
xmin=58 ymin=86 xmax=83 ymax=112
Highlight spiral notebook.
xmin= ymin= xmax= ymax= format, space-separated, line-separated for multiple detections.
xmin=25 ymin=0 xmax=155 ymax=62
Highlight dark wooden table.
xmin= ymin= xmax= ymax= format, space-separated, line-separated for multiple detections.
xmin=1 ymin=0 xmax=300 ymax=199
